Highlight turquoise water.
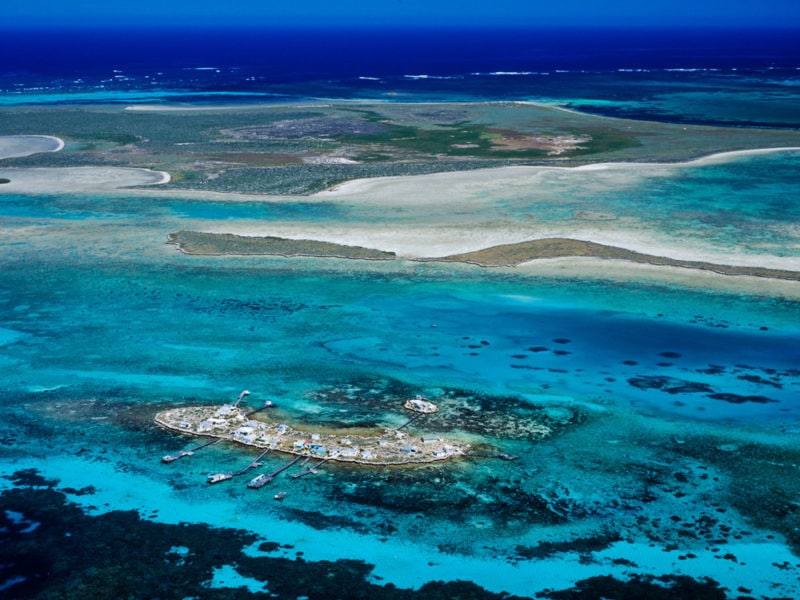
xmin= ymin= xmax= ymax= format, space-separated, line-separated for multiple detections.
xmin=3 ymin=24 xmax=800 ymax=597
xmin=2 ymin=258 xmax=798 ymax=413
xmin=2 ymin=225 xmax=800 ymax=595
xmin=2 ymin=153 xmax=800 ymax=596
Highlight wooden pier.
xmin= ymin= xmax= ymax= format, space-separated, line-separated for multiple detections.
xmin=162 ymin=437 xmax=221 ymax=463
xmin=208 ymin=447 xmax=271 ymax=484
xmin=396 ymin=412 xmax=425 ymax=431
xmin=248 ymin=455 xmax=303 ymax=489
xmin=291 ymin=457 xmax=331 ymax=479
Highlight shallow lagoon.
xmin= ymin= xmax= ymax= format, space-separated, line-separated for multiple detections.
xmin=2 ymin=128 xmax=800 ymax=598
xmin=2 ymin=207 xmax=800 ymax=596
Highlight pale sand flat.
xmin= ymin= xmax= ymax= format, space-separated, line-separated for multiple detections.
xmin=0 ymin=135 xmax=65 ymax=160
xmin=0 ymin=166 xmax=170 ymax=193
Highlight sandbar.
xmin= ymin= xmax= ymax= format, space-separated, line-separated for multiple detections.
xmin=166 ymin=231 xmax=800 ymax=296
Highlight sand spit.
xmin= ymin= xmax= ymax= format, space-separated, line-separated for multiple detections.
xmin=0 ymin=135 xmax=64 ymax=160
xmin=124 ymin=102 xmax=334 ymax=112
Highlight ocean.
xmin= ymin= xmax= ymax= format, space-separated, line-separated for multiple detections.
xmin=1 ymin=26 xmax=800 ymax=599
xmin=2 ymin=26 xmax=800 ymax=126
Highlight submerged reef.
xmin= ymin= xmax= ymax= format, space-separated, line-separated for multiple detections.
xmin=1 ymin=469 xmax=536 ymax=599
xmin=4 ymin=469 xmax=790 ymax=599
xmin=535 ymin=574 xmax=729 ymax=599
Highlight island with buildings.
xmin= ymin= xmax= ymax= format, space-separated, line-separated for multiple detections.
xmin=154 ymin=396 xmax=468 ymax=471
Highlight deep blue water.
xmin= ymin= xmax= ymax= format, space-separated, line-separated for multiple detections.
xmin=2 ymin=26 xmax=800 ymax=126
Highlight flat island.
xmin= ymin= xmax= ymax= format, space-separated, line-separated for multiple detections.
xmin=155 ymin=402 xmax=468 ymax=466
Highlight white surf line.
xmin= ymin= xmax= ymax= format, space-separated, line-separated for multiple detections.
xmin=41 ymin=135 xmax=66 ymax=153
xmin=540 ymin=145 xmax=800 ymax=172
xmin=681 ymin=146 xmax=800 ymax=167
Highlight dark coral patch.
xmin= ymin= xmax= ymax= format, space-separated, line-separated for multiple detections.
xmin=707 ymin=393 xmax=776 ymax=404
xmin=536 ymin=574 xmax=727 ymax=599
xmin=0 ymin=470 xmax=530 ymax=600
xmin=737 ymin=374 xmax=782 ymax=389
xmin=627 ymin=376 xmax=713 ymax=395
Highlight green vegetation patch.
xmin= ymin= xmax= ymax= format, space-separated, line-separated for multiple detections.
xmin=436 ymin=237 xmax=800 ymax=281
xmin=78 ymin=131 xmax=140 ymax=145
xmin=167 ymin=230 xmax=396 ymax=260
xmin=338 ymin=108 xmax=639 ymax=160
xmin=568 ymin=127 xmax=642 ymax=156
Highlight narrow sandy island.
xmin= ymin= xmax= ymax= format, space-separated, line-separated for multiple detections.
xmin=167 ymin=231 xmax=800 ymax=283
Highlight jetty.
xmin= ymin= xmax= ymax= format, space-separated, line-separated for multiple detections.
xmin=162 ymin=437 xmax=221 ymax=463
xmin=292 ymin=457 xmax=331 ymax=479
xmin=245 ymin=400 xmax=276 ymax=418
xmin=466 ymin=452 xmax=519 ymax=461
xmin=208 ymin=447 xmax=271 ymax=484
xmin=397 ymin=412 xmax=425 ymax=431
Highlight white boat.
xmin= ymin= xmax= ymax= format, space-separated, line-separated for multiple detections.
xmin=247 ymin=474 xmax=271 ymax=489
